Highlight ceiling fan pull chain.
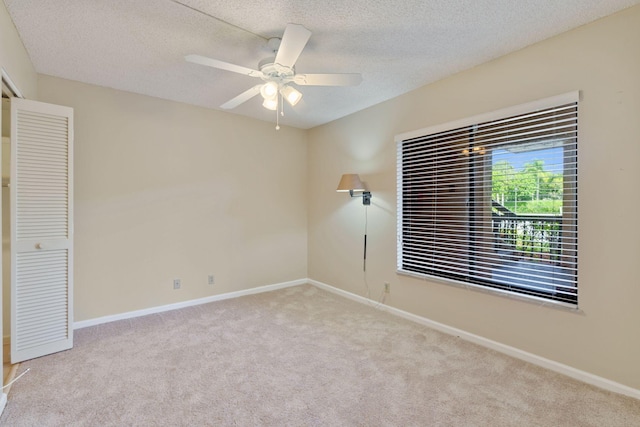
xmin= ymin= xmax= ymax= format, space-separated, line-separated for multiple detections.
xmin=280 ymin=92 xmax=285 ymax=117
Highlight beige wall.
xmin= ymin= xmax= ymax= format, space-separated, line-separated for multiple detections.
xmin=0 ymin=1 xmax=37 ymax=99
xmin=308 ymin=5 xmax=640 ymax=390
xmin=37 ymin=75 xmax=308 ymax=322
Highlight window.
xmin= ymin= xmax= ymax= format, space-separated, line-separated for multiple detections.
xmin=396 ymin=93 xmax=578 ymax=306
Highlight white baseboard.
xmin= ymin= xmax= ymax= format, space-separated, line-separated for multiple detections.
xmin=74 ymin=279 xmax=307 ymax=330
xmin=308 ymin=279 xmax=640 ymax=400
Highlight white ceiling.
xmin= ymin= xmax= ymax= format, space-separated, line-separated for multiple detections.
xmin=4 ymin=0 xmax=639 ymax=129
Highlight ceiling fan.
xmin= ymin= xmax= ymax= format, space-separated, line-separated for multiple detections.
xmin=186 ymin=23 xmax=362 ymax=126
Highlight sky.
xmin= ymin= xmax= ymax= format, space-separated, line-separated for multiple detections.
xmin=493 ymin=146 xmax=563 ymax=174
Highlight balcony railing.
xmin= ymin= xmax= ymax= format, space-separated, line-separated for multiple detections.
xmin=492 ymin=206 xmax=562 ymax=263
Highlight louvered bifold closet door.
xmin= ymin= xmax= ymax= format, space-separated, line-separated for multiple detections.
xmin=10 ymin=98 xmax=74 ymax=363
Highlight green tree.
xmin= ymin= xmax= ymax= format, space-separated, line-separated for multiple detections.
xmin=540 ymin=170 xmax=563 ymax=200
xmin=492 ymin=158 xmax=563 ymax=215
xmin=519 ymin=160 xmax=546 ymax=201
xmin=491 ymin=160 xmax=515 ymax=201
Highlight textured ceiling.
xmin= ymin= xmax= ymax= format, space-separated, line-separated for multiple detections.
xmin=4 ymin=0 xmax=639 ymax=129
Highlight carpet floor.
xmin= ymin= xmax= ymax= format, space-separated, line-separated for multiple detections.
xmin=1 ymin=284 xmax=638 ymax=426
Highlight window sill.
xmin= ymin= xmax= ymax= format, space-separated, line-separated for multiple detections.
xmin=396 ymin=268 xmax=583 ymax=313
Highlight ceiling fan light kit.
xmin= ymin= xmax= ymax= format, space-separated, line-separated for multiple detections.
xmin=186 ymin=23 xmax=362 ymax=129
xmin=262 ymin=97 xmax=278 ymax=111
xmin=259 ymin=81 xmax=279 ymax=99
xmin=280 ymin=85 xmax=302 ymax=106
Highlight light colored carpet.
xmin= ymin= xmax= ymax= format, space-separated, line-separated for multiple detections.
xmin=1 ymin=284 xmax=639 ymax=426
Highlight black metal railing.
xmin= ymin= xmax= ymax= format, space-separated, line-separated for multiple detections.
xmin=492 ymin=208 xmax=562 ymax=263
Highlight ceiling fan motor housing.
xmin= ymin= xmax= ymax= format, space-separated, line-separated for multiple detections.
xmin=259 ymin=57 xmax=295 ymax=84
xmin=267 ymin=37 xmax=281 ymax=52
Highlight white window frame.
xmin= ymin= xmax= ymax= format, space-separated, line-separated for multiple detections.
xmin=395 ymin=91 xmax=579 ymax=308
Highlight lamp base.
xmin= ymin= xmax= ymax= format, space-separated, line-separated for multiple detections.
xmin=362 ymin=191 xmax=371 ymax=206
xmin=346 ymin=189 xmax=372 ymax=205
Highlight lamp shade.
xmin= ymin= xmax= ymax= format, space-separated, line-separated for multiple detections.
xmin=260 ymin=81 xmax=278 ymax=99
xmin=280 ymin=85 xmax=302 ymax=106
xmin=262 ymin=97 xmax=278 ymax=111
xmin=336 ymin=174 xmax=366 ymax=192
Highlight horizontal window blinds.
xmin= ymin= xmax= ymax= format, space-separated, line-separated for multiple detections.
xmin=397 ymin=101 xmax=578 ymax=306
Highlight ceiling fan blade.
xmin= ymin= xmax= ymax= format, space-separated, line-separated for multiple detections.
xmin=220 ymin=85 xmax=262 ymax=109
xmin=274 ymin=24 xmax=312 ymax=68
xmin=185 ymin=54 xmax=263 ymax=78
xmin=294 ymin=73 xmax=363 ymax=86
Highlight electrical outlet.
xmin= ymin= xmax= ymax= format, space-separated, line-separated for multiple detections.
xmin=208 ymin=275 xmax=215 ymax=285
xmin=384 ymin=282 xmax=390 ymax=293
xmin=173 ymin=279 xmax=181 ymax=290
